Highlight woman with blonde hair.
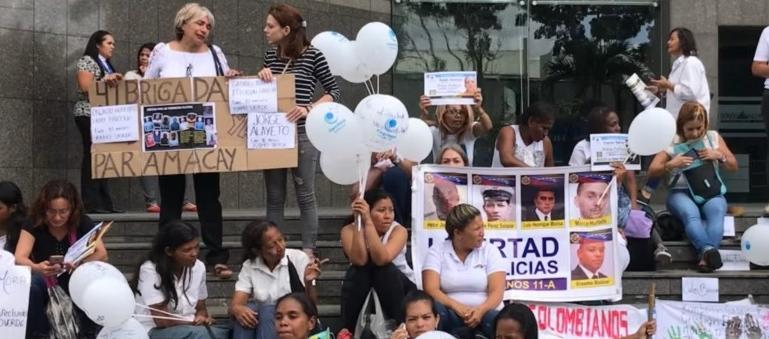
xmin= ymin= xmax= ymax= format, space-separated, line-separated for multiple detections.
xmin=648 ymin=102 xmax=737 ymax=272
xmin=420 ymin=92 xmax=492 ymax=166
xmin=145 ymin=2 xmax=240 ymax=279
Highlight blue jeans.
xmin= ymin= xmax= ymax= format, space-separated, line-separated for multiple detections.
xmin=666 ymin=189 xmax=726 ymax=255
xmin=149 ymin=324 xmax=229 ymax=339
xmin=232 ymin=303 xmax=276 ymax=339
xmin=434 ymin=302 xmax=498 ymax=338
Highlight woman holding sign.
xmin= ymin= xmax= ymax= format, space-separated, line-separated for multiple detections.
xmin=419 ymin=89 xmax=492 ymax=166
xmin=74 ymin=30 xmax=123 ymax=214
xmin=648 ymin=102 xmax=737 ymax=273
xmin=257 ymin=4 xmax=341 ymax=257
xmin=14 ymin=180 xmax=106 ymax=338
xmin=144 ymin=3 xmax=241 ymax=279
xmin=422 ymin=203 xmax=505 ymax=338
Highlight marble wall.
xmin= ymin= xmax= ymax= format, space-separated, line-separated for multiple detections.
xmin=0 ymin=0 xmax=390 ymax=210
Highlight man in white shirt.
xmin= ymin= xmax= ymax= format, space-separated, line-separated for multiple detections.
xmin=751 ymin=26 xmax=769 ymax=215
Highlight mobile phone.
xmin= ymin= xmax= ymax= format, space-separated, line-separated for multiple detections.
xmin=48 ymin=255 xmax=64 ymax=265
xmin=683 ymin=147 xmax=698 ymax=158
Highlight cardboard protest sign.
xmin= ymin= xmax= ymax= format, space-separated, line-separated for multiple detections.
xmin=656 ymin=299 xmax=769 ymax=339
xmin=527 ymin=303 xmax=647 ymax=338
xmin=412 ymin=165 xmax=622 ymax=302
xmin=88 ymin=75 xmax=297 ymax=178
xmin=0 ymin=262 xmax=31 ymax=338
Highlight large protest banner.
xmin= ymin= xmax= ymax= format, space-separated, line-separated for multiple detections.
xmin=0 ymin=255 xmax=31 ymax=338
xmin=527 ymin=303 xmax=646 ymax=338
xmin=412 ymin=165 xmax=622 ymax=302
xmin=88 ymin=75 xmax=297 ymax=178
xmin=656 ymin=299 xmax=769 ymax=339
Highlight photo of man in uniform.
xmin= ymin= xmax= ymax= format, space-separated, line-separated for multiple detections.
xmin=574 ymin=180 xmax=610 ymax=220
xmin=482 ymin=189 xmax=514 ymax=222
xmin=523 ymin=187 xmax=563 ymax=221
xmin=572 ymin=236 xmax=608 ymax=280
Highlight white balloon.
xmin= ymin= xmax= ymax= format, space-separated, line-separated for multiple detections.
xmin=306 ymin=102 xmax=362 ymax=153
xmin=97 ymin=318 xmax=148 ymax=339
xmin=396 ymin=118 xmax=433 ymax=162
xmin=742 ymin=224 xmax=769 ymax=265
xmin=355 ymin=94 xmax=410 ymax=152
xmin=627 ymin=107 xmax=676 ymax=155
xmin=339 ymin=40 xmax=372 ymax=83
xmin=320 ymin=151 xmax=371 ymax=185
xmin=355 ymin=22 xmax=398 ymax=75
xmin=70 ymin=261 xmax=126 ymax=308
xmin=311 ymin=31 xmax=350 ymax=76
xmin=81 ymin=277 xmax=136 ymax=329
xmin=415 ymin=331 xmax=456 ymax=339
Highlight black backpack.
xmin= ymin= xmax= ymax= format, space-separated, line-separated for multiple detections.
xmin=656 ymin=210 xmax=685 ymax=241
xmin=625 ymin=203 xmax=658 ymax=272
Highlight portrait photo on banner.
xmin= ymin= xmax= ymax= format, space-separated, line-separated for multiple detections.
xmin=520 ymin=174 xmax=565 ymax=229
xmin=142 ymin=103 xmax=216 ymax=152
xmin=470 ymin=174 xmax=516 ymax=228
xmin=569 ymin=229 xmax=615 ymax=288
xmin=423 ymin=172 xmax=468 ymax=227
xmin=569 ymin=172 xmax=613 ymax=226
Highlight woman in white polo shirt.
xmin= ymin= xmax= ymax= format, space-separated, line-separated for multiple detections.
xmin=130 ymin=221 xmax=228 ymax=339
xmin=229 ymin=221 xmax=321 ymax=339
xmin=422 ymin=203 xmax=506 ymax=338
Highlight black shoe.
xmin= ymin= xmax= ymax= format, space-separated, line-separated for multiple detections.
xmin=86 ymin=208 xmax=111 ymax=214
xmin=703 ymin=248 xmax=723 ymax=271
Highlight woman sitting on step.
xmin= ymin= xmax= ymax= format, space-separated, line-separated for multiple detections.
xmin=15 ymin=179 xmax=105 ymax=339
xmin=339 ymin=189 xmax=417 ymax=336
xmin=648 ymin=101 xmax=738 ymax=273
xmin=229 ymin=221 xmax=322 ymax=339
xmin=130 ymin=220 xmax=229 ymax=339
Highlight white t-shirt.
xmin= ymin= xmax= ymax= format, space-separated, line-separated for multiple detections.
xmin=422 ymin=240 xmax=506 ymax=308
xmin=568 ymin=139 xmax=591 ymax=166
xmin=144 ymin=42 xmax=230 ymax=79
xmin=665 ymin=55 xmax=710 ymax=119
xmin=491 ymin=125 xmax=545 ymax=168
xmin=135 ymin=260 xmax=208 ymax=332
xmin=124 ymin=70 xmax=142 ymax=80
xmin=235 ymin=249 xmax=310 ymax=307
xmin=0 ymin=235 xmax=6 ymax=251
xmin=753 ymin=26 xmax=769 ymax=89
xmin=431 ymin=124 xmax=479 ymax=165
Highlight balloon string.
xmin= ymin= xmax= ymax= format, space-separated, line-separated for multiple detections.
xmin=376 ymin=75 xmax=380 ymax=94
xmin=598 ymin=152 xmax=633 ymax=205
xmin=356 ymin=154 xmax=364 ymax=231
xmin=363 ymin=81 xmax=373 ymax=95
xmin=135 ymin=303 xmax=188 ymax=319
xmin=132 ymin=313 xmax=191 ymax=322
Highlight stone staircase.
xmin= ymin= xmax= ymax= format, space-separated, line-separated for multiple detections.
xmin=94 ymin=205 xmax=769 ymax=333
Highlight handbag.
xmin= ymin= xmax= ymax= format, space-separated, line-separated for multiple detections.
xmin=354 ymin=289 xmax=393 ymax=339
xmin=674 ymin=132 xmax=727 ymax=204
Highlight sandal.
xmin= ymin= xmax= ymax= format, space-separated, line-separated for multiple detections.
xmin=213 ymin=264 xmax=233 ymax=280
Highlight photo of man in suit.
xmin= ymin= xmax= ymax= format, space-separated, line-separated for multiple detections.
xmin=523 ymin=187 xmax=563 ymax=221
xmin=572 ymin=235 xmax=608 ymax=280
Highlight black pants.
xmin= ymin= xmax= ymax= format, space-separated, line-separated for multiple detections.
xmin=74 ymin=116 xmax=114 ymax=211
xmin=158 ymin=173 xmax=228 ymax=265
xmin=340 ymin=262 xmax=416 ymax=333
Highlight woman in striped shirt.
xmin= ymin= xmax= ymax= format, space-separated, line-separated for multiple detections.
xmin=257 ymin=4 xmax=341 ymax=257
